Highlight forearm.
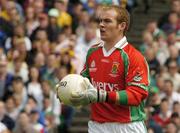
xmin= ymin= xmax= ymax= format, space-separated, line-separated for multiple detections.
xmin=106 ymin=86 xmax=148 ymax=106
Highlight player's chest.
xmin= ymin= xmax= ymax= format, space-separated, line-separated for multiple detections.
xmin=87 ymin=50 xmax=125 ymax=82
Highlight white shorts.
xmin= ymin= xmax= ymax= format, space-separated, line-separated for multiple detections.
xmin=88 ymin=120 xmax=147 ymax=133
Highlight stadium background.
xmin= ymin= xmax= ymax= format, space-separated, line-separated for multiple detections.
xmin=0 ymin=0 xmax=179 ymax=133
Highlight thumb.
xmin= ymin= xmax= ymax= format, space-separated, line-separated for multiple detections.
xmin=71 ymin=91 xmax=83 ymax=98
xmin=55 ymin=84 xmax=60 ymax=91
xmin=83 ymin=78 xmax=91 ymax=87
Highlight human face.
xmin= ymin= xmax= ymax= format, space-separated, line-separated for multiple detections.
xmin=99 ymin=9 xmax=122 ymax=42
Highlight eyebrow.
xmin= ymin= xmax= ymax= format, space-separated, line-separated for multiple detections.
xmin=98 ymin=18 xmax=113 ymax=22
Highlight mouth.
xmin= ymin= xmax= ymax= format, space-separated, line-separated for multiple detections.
xmin=100 ymin=29 xmax=106 ymax=34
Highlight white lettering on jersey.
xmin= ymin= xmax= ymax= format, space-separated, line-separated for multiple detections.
xmin=91 ymin=78 xmax=118 ymax=91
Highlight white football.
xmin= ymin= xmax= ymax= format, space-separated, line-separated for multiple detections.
xmin=56 ymin=74 xmax=86 ymax=106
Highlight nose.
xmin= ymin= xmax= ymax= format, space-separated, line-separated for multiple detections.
xmin=99 ymin=21 xmax=105 ymax=28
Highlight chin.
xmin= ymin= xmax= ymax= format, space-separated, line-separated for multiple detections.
xmin=100 ymin=36 xmax=106 ymax=41
xmin=100 ymin=37 xmax=108 ymax=42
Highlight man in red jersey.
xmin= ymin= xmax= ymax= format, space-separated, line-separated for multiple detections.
xmin=58 ymin=5 xmax=150 ymax=133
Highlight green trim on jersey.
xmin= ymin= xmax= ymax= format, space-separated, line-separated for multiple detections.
xmin=116 ymin=49 xmax=129 ymax=105
xmin=81 ymin=47 xmax=99 ymax=80
xmin=118 ymin=48 xmax=148 ymax=122
xmin=144 ymin=57 xmax=151 ymax=93
xmin=118 ymin=90 xmax=128 ymax=105
xmin=120 ymin=49 xmax=129 ymax=77
xmin=130 ymin=101 xmax=146 ymax=121
xmin=127 ymin=82 xmax=149 ymax=91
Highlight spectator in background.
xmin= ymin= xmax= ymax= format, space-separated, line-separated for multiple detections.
xmin=144 ymin=48 xmax=160 ymax=86
xmin=10 ymin=77 xmax=28 ymax=111
xmin=172 ymin=101 xmax=180 ymax=115
xmin=140 ymin=31 xmax=158 ymax=55
xmin=160 ymin=79 xmax=180 ymax=112
xmin=145 ymin=107 xmax=163 ymax=133
xmin=43 ymin=96 xmax=59 ymax=133
xmin=158 ymin=0 xmax=180 ymax=28
xmin=60 ymin=51 xmax=75 ymax=74
xmin=0 ymin=17 xmax=13 ymax=48
xmin=146 ymin=20 xmax=165 ymax=41
xmin=156 ymin=40 xmax=169 ymax=66
xmin=0 ymin=0 xmax=8 ymax=19
xmin=5 ymin=24 xmax=32 ymax=52
xmin=171 ymin=112 xmax=180 ymax=130
xmin=75 ymin=25 xmax=100 ymax=65
xmin=165 ymin=45 xmax=180 ymax=68
xmin=33 ymin=0 xmax=45 ymax=18
xmin=41 ymin=80 xmax=61 ymax=127
xmin=25 ymin=95 xmax=46 ymax=127
xmin=75 ymin=9 xmax=91 ymax=37
xmin=48 ymin=8 xmax=61 ymax=42
xmin=30 ymin=13 xmax=50 ymax=41
xmin=13 ymin=111 xmax=37 ymax=133
xmin=30 ymin=109 xmax=45 ymax=133
xmin=25 ymin=6 xmax=40 ymax=37
xmin=33 ymin=52 xmax=46 ymax=71
xmin=165 ymin=122 xmax=178 ymax=133
xmin=165 ymin=60 xmax=180 ymax=91
xmin=7 ymin=51 xmax=29 ymax=83
xmin=7 ymin=8 xmax=23 ymax=27
xmin=27 ymin=66 xmax=43 ymax=109
xmin=54 ymin=0 xmax=72 ymax=28
xmin=41 ymin=54 xmax=58 ymax=87
xmin=0 ymin=100 xmax=15 ymax=131
xmin=0 ymin=121 xmax=9 ymax=133
xmin=5 ymin=95 xmax=19 ymax=121
xmin=0 ymin=53 xmax=14 ymax=100
xmin=166 ymin=30 xmax=180 ymax=49
xmin=70 ymin=2 xmax=83 ymax=33
xmin=147 ymin=86 xmax=161 ymax=115
xmin=152 ymin=98 xmax=171 ymax=129
xmin=155 ymin=75 xmax=166 ymax=95
xmin=0 ymin=1 xmax=18 ymax=22
xmin=161 ymin=11 xmax=180 ymax=35
xmin=55 ymin=65 xmax=75 ymax=133
xmin=35 ymin=30 xmax=51 ymax=57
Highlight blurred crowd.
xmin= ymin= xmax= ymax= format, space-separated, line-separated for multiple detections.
xmin=140 ymin=0 xmax=180 ymax=133
xmin=0 ymin=0 xmax=179 ymax=133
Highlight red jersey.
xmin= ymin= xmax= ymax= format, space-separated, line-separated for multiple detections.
xmin=81 ymin=37 xmax=150 ymax=123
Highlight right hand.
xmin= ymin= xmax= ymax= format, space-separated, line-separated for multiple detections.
xmin=70 ymin=78 xmax=107 ymax=106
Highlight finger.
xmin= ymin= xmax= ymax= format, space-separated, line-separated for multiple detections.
xmin=83 ymin=78 xmax=90 ymax=87
xmin=55 ymin=84 xmax=60 ymax=91
xmin=71 ymin=91 xmax=84 ymax=98
xmin=69 ymin=97 xmax=82 ymax=106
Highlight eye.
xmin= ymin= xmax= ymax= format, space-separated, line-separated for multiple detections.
xmin=98 ymin=18 xmax=112 ymax=24
xmin=103 ymin=19 xmax=112 ymax=23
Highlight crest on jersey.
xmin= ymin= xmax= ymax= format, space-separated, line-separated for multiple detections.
xmin=133 ymin=68 xmax=143 ymax=82
xmin=91 ymin=60 xmax=96 ymax=68
xmin=89 ymin=60 xmax=97 ymax=72
xmin=111 ymin=62 xmax=119 ymax=74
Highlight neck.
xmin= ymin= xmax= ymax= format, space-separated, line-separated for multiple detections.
xmin=31 ymin=79 xmax=38 ymax=82
xmin=104 ymin=35 xmax=124 ymax=51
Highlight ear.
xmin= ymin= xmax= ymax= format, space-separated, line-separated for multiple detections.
xmin=118 ymin=22 xmax=127 ymax=31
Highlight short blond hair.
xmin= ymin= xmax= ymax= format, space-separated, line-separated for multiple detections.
xmin=98 ymin=5 xmax=130 ymax=34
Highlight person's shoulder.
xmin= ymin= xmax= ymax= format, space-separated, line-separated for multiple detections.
xmin=123 ymin=43 xmax=146 ymax=62
xmin=124 ymin=43 xmax=144 ymax=57
xmin=88 ymin=42 xmax=102 ymax=51
xmin=90 ymin=42 xmax=102 ymax=49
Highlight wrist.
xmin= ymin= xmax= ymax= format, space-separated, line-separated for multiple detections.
xmin=107 ymin=91 xmax=118 ymax=104
xmin=97 ymin=89 xmax=108 ymax=102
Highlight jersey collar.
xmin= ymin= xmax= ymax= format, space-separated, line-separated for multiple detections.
xmin=98 ymin=36 xmax=128 ymax=49
xmin=98 ymin=36 xmax=128 ymax=57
